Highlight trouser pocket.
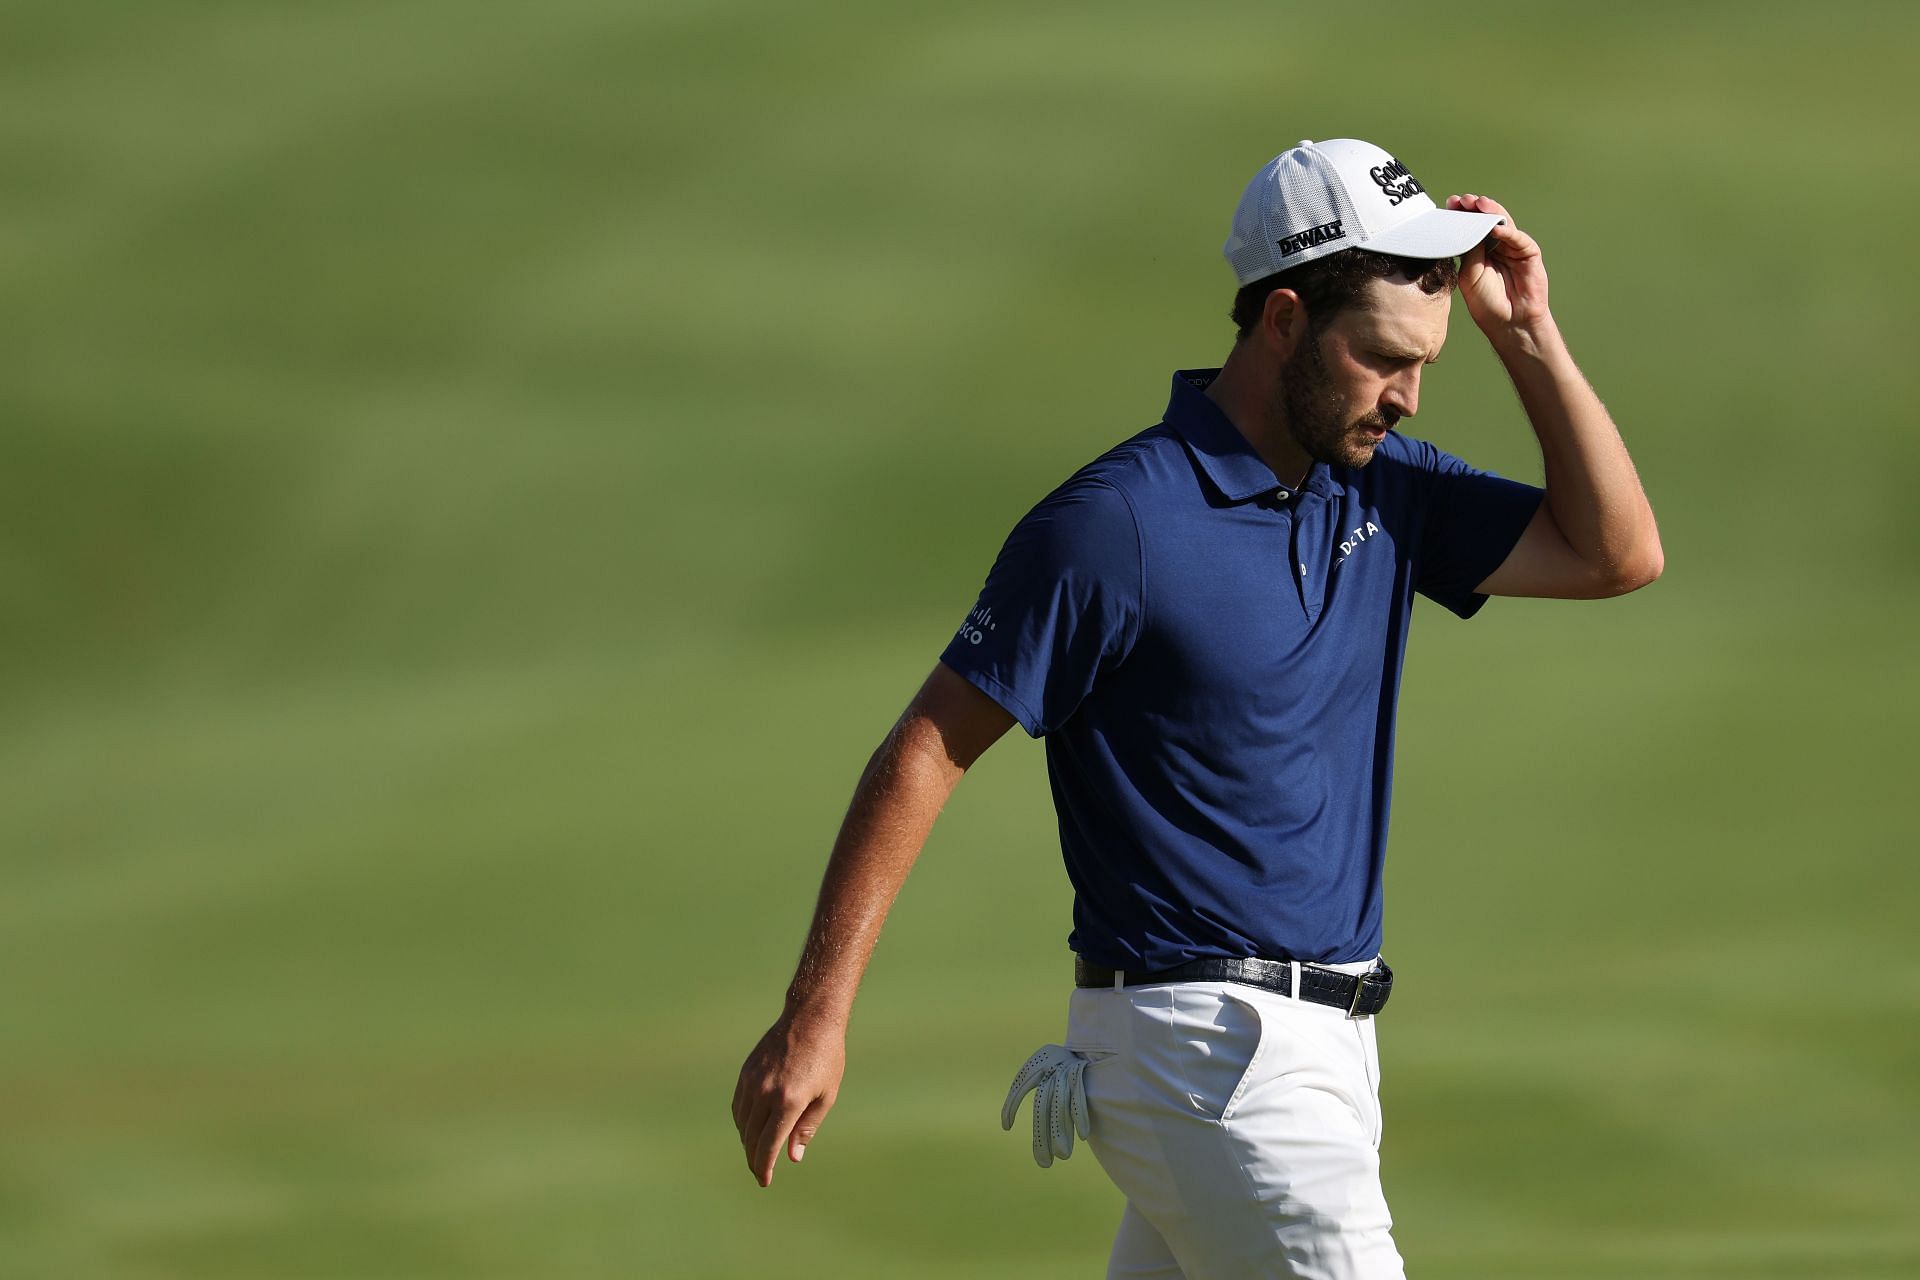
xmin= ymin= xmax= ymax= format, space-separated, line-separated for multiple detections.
xmin=1115 ymin=983 xmax=1269 ymax=1125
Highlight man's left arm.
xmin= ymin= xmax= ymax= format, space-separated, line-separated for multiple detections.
xmin=1448 ymin=193 xmax=1664 ymax=599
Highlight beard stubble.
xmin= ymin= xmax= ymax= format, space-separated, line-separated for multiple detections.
xmin=1280 ymin=334 xmax=1395 ymax=470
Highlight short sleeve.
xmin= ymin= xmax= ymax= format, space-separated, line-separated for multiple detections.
xmin=1407 ymin=438 xmax=1544 ymax=619
xmin=939 ymin=477 xmax=1143 ymax=737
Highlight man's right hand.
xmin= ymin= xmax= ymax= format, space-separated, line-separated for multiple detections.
xmin=729 ymin=664 xmax=1013 ymax=1188
xmin=731 ymin=1013 xmax=846 ymax=1187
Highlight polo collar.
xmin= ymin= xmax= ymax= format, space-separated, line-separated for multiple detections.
xmin=1164 ymin=369 xmax=1342 ymax=504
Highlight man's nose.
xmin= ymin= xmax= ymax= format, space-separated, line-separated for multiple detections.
xmin=1382 ymin=370 xmax=1420 ymax=420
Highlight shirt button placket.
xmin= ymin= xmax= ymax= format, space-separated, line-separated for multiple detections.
xmin=1289 ymin=496 xmax=1324 ymax=624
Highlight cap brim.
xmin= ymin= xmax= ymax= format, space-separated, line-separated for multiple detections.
xmin=1363 ymin=208 xmax=1502 ymax=259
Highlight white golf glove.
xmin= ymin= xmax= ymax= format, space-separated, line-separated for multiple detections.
xmin=1000 ymin=1043 xmax=1092 ymax=1168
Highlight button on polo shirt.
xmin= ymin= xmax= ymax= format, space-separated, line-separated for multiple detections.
xmin=940 ymin=369 xmax=1544 ymax=970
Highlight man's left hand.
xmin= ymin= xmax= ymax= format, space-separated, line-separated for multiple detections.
xmin=1449 ymin=194 xmax=1551 ymax=347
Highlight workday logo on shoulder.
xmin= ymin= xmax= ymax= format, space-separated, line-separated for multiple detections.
xmin=955 ymin=603 xmax=999 ymax=646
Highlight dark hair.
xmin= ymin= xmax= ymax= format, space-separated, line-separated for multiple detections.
xmin=1230 ymin=250 xmax=1459 ymax=341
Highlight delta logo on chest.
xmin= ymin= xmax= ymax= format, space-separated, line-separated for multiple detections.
xmin=1332 ymin=520 xmax=1384 ymax=570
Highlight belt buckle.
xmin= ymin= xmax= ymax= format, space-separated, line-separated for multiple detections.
xmin=1347 ymin=970 xmax=1380 ymax=1019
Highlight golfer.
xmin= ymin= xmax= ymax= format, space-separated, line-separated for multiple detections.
xmin=732 ymin=137 xmax=1662 ymax=1278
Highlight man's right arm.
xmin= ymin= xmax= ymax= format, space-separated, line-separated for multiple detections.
xmin=730 ymin=661 xmax=1015 ymax=1187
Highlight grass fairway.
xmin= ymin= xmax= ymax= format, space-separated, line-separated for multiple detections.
xmin=2 ymin=2 xmax=1917 ymax=1276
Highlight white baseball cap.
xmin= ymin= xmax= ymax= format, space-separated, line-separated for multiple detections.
xmin=1222 ymin=138 xmax=1503 ymax=286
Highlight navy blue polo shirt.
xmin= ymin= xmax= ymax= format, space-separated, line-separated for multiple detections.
xmin=940 ymin=369 xmax=1544 ymax=968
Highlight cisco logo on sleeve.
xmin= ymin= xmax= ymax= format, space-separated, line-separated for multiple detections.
xmin=955 ymin=603 xmax=999 ymax=646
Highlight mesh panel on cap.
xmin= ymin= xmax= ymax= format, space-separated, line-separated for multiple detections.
xmin=1222 ymin=145 xmax=1363 ymax=286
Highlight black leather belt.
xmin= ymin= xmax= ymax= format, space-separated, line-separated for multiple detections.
xmin=1075 ymin=955 xmax=1394 ymax=1018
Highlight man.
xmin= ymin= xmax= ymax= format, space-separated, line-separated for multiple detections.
xmin=732 ymin=137 xmax=1662 ymax=1278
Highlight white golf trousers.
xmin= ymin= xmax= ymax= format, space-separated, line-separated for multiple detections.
xmin=1060 ymin=967 xmax=1406 ymax=1280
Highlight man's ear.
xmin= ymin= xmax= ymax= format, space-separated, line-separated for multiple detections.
xmin=1259 ymin=288 xmax=1308 ymax=359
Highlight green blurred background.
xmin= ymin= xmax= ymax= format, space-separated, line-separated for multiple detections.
xmin=3 ymin=2 xmax=1915 ymax=1276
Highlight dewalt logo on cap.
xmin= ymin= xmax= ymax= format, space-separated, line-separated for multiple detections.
xmin=1276 ymin=219 xmax=1345 ymax=258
